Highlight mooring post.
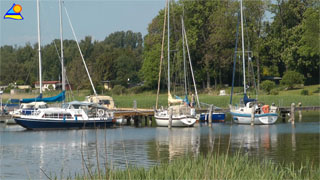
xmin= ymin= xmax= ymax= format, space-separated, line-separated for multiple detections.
xmin=298 ymin=102 xmax=302 ymax=122
xmin=138 ymin=116 xmax=142 ymax=127
xmin=126 ymin=116 xmax=131 ymax=126
xmin=130 ymin=116 xmax=134 ymax=126
xmin=168 ymin=107 xmax=173 ymax=129
xmin=144 ymin=116 xmax=148 ymax=126
xmin=133 ymin=100 xmax=137 ymax=110
xmin=208 ymin=105 xmax=213 ymax=127
xmin=251 ymin=104 xmax=255 ymax=126
xmin=149 ymin=116 xmax=153 ymax=126
xmin=282 ymin=112 xmax=286 ymax=123
xmin=290 ymin=103 xmax=295 ymax=125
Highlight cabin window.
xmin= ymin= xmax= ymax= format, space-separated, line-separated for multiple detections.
xmin=44 ymin=113 xmax=72 ymax=119
xmin=99 ymin=100 xmax=110 ymax=105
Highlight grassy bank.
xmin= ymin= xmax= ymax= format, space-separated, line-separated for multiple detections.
xmin=2 ymin=85 xmax=319 ymax=109
xmin=72 ymin=153 xmax=319 ymax=180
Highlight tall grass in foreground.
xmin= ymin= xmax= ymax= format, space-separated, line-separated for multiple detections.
xmin=71 ymin=152 xmax=319 ymax=180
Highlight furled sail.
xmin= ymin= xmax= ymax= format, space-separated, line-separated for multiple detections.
xmin=168 ymin=92 xmax=183 ymax=104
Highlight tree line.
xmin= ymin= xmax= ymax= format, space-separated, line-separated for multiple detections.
xmin=0 ymin=0 xmax=319 ymax=92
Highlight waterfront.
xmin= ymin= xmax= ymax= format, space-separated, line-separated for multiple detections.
xmin=0 ymin=113 xmax=319 ymax=179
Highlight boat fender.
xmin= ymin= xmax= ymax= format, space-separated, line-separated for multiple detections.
xmin=105 ymin=111 xmax=109 ymax=117
xmin=262 ymin=105 xmax=269 ymax=114
xmin=98 ymin=109 xmax=104 ymax=117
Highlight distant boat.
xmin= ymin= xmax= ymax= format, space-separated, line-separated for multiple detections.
xmin=154 ymin=0 xmax=199 ymax=127
xmin=199 ymin=112 xmax=225 ymax=123
xmin=15 ymin=101 xmax=114 ymax=130
xmin=229 ymin=0 xmax=278 ymax=125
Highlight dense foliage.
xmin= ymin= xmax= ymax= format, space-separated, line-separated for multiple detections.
xmin=0 ymin=0 xmax=318 ymax=91
xmin=260 ymin=80 xmax=276 ymax=94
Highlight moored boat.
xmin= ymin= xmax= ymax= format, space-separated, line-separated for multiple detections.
xmin=155 ymin=105 xmax=196 ymax=127
xmin=199 ymin=112 xmax=225 ymax=123
xmin=229 ymin=0 xmax=278 ymax=125
xmin=14 ymin=101 xmax=115 ymax=130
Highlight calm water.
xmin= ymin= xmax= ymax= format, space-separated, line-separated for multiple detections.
xmin=0 ymin=113 xmax=319 ymax=179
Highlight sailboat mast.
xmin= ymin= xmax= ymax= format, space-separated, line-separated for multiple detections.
xmin=167 ymin=0 xmax=170 ymax=95
xmin=240 ymin=0 xmax=246 ymax=94
xmin=36 ymin=0 xmax=42 ymax=96
xmin=59 ymin=0 xmax=65 ymax=92
xmin=181 ymin=16 xmax=187 ymax=96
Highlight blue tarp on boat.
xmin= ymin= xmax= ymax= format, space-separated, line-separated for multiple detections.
xmin=11 ymin=91 xmax=65 ymax=103
xmin=41 ymin=91 xmax=65 ymax=102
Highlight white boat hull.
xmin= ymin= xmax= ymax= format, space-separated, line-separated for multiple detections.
xmin=231 ymin=112 xmax=278 ymax=125
xmin=155 ymin=115 xmax=196 ymax=127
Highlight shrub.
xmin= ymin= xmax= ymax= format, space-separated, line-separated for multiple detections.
xmin=300 ymin=89 xmax=309 ymax=95
xmin=270 ymin=89 xmax=279 ymax=95
xmin=260 ymin=80 xmax=276 ymax=94
xmin=128 ymin=86 xmax=145 ymax=94
xmin=280 ymin=71 xmax=304 ymax=89
xmin=112 ymin=85 xmax=126 ymax=95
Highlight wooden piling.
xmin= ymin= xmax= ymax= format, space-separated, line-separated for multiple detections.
xmin=138 ymin=116 xmax=142 ymax=127
xmin=144 ymin=116 xmax=148 ymax=126
xmin=282 ymin=113 xmax=286 ymax=123
xmin=149 ymin=116 xmax=153 ymax=127
xmin=208 ymin=105 xmax=213 ymax=127
xmin=298 ymin=102 xmax=302 ymax=122
xmin=290 ymin=103 xmax=295 ymax=125
xmin=251 ymin=104 xmax=255 ymax=126
xmin=168 ymin=108 xmax=173 ymax=129
xmin=126 ymin=116 xmax=131 ymax=126
xmin=133 ymin=100 xmax=137 ymax=110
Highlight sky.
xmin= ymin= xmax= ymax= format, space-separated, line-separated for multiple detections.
xmin=0 ymin=0 xmax=165 ymax=46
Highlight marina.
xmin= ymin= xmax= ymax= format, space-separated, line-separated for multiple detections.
xmin=0 ymin=112 xmax=319 ymax=179
xmin=0 ymin=0 xmax=319 ymax=179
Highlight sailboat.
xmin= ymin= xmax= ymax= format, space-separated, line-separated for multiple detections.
xmin=14 ymin=0 xmax=114 ymax=130
xmin=154 ymin=0 xmax=198 ymax=127
xmin=9 ymin=0 xmax=65 ymax=120
xmin=229 ymin=0 xmax=278 ymax=125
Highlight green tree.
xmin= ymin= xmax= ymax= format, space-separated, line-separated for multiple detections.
xmin=280 ymin=71 xmax=304 ymax=89
xmin=260 ymin=80 xmax=276 ymax=94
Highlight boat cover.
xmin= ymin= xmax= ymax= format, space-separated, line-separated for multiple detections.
xmin=11 ymin=91 xmax=65 ymax=103
xmin=243 ymin=93 xmax=256 ymax=105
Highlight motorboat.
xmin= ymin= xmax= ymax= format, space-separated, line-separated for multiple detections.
xmin=14 ymin=101 xmax=115 ymax=130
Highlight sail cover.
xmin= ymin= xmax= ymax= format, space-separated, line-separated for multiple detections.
xmin=11 ymin=91 xmax=65 ymax=103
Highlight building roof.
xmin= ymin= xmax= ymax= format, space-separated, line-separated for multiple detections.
xmin=34 ymin=81 xmax=61 ymax=85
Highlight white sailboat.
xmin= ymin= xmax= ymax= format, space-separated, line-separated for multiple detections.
xmin=14 ymin=0 xmax=115 ymax=130
xmin=154 ymin=0 xmax=198 ymax=127
xmin=229 ymin=0 xmax=278 ymax=125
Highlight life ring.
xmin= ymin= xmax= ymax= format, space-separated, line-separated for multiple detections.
xmin=98 ymin=109 xmax=104 ymax=117
xmin=262 ymin=105 xmax=269 ymax=114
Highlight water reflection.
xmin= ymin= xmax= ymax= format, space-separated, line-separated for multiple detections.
xmin=0 ymin=121 xmax=319 ymax=179
xmin=154 ymin=127 xmax=200 ymax=161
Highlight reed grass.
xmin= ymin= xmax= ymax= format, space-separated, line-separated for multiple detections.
xmin=71 ymin=152 xmax=319 ymax=180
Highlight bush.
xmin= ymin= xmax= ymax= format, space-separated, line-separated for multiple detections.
xmin=300 ymin=89 xmax=309 ymax=95
xmin=280 ymin=71 xmax=304 ymax=89
xmin=260 ymin=80 xmax=276 ymax=94
xmin=112 ymin=85 xmax=126 ymax=95
xmin=270 ymin=89 xmax=279 ymax=95
xmin=127 ymin=86 xmax=145 ymax=94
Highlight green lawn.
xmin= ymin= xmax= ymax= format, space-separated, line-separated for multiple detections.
xmin=2 ymin=85 xmax=319 ymax=109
